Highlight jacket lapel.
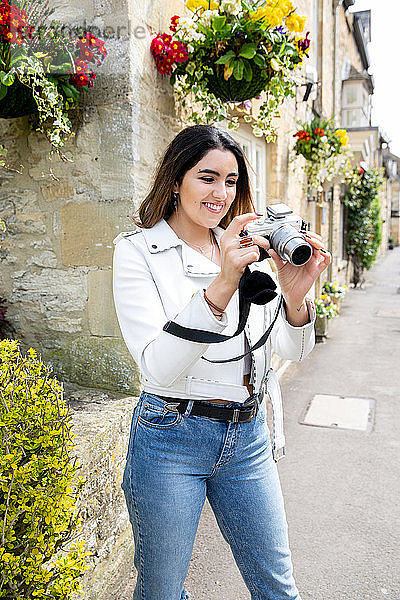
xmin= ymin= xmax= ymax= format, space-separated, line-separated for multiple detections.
xmin=141 ymin=219 xmax=223 ymax=277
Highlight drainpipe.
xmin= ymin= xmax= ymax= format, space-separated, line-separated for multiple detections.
xmin=328 ymin=0 xmax=342 ymax=281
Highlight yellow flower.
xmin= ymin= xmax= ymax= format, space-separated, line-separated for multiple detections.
xmin=277 ymin=0 xmax=294 ymax=17
xmin=186 ymin=0 xmax=218 ymax=12
xmin=249 ymin=6 xmax=266 ymax=21
xmin=334 ymin=129 xmax=348 ymax=146
xmin=249 ymin=5 xmax=284 ymax=28
xmin=285 ymin=13 xmax=306 ymax=33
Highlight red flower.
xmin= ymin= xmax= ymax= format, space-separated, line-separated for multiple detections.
xmin=80 ymin=47 xmax=94 ymax=61
xmin=155 ymin=52 xmax=175 ymax=75
xmin=74 ymin=73 xmax=90 ymax=87
xmin=170 ymin=40 xmax=188 ymax=63
xmin=0 ymin=1 xmax=30 ymax=44
xmin=170 ymin=15 xmax=180 ymax=32
xmin=160 ymin=33 xmax=172 ymax=44
xmin=77 ymin=32 xmax=107 ymax=60
xmin=150 ymin=35 xmax=165 ymax=56
xmin=151 ymin=32 xmax=188 ymax=75
xmin=174 ymin=47 xmax=188 ymax=63
xmin=294 ymin=130 xmax=311 ymax=141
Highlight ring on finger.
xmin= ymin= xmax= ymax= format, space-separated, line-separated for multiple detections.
xmin=239 ymin=234 xmax=254 ymax=248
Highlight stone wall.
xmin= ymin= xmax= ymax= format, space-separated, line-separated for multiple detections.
xmin=0 ymin=0 xmax=182 ymax=393
xmin=64 ymin=384 xmax=137 ymax=600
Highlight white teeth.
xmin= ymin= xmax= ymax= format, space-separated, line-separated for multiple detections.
xmin=203 ymin=203 xmax=223 ymax=210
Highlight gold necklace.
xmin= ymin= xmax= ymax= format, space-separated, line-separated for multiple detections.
xmin=179 ymin=230 xmax=213 ymax=255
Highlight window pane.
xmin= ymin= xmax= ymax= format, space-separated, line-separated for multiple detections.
xmin=343 ymin=84 xmax=358 ymax=106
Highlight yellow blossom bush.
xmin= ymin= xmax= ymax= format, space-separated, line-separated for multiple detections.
xmin=0 ymin=339 xmax=89 ymax=599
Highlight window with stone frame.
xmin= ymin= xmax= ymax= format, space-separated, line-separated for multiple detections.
xmin=342 ymin=80 xmax=371 ymax=128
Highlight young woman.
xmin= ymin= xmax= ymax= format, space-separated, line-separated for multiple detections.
xmin=112 ymin=124 xmax=330 ymax=600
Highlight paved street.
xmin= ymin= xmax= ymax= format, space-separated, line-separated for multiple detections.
xmin=183 ymin=247 xmax=400 ymax=600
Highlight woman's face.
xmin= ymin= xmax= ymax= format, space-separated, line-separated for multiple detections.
xmin=173 ymin=148 xmax=239 ymax=230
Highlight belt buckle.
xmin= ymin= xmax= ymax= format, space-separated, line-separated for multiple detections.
xmin=231 ymin=404 xmax=257 ymax=424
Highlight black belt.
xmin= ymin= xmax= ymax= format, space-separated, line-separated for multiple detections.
xmin=158 ymin=394 xmax=260 ymax=423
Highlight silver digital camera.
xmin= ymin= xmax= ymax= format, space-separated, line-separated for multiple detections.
xmin=245 ymin=203 xmax=312 ymax=266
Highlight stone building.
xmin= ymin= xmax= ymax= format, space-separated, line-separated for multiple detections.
xmin=0 ymin=1 xmax=393 ymax=597
xmin=382 ymin=150 xmax=400 ymax=246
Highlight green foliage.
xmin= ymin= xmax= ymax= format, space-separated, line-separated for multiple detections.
xmin=343 ymin=167 xmax=384 ymax=285
xmin=12 ymin=56 xmax=75 ymax=153
xmin=0 ymin=339 xmax=89 ymax=599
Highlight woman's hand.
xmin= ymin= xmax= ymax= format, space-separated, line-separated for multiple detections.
xmin=218 ymin=213 xmax=271 ymax=290
xmin=206 ymin=213 xmax=270 ymax=311
xmin=268 ymin=231 xmax=331 ymax=322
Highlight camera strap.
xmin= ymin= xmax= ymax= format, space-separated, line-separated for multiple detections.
xmin=163 ymin=259 xmax=283 ymax=363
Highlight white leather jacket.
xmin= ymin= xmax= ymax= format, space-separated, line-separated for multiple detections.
xmin=112 ymin=218 xmax=316 ymax=460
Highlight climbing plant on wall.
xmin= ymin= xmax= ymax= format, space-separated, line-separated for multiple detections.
xmin=343 ymin=166 xmax=384 ymax=287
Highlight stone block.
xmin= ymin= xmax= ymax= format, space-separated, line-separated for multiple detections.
xmin=88 ymin=269 xmax=121 ymax=337
xmin=44 ymin=336 xmax=141 ymax=395
xmin=28 ymin=250 xmax=58 ymax=268
xmin=41 ymin=181 xmax=74 ymax=201
xmin=61 ymin=202 xmax=120 ymax=267
xmin=12 ymin=267 xmax=87 ymax=335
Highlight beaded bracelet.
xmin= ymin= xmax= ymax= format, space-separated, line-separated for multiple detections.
xmin=203 ymin=289 xmax=225 ymax=316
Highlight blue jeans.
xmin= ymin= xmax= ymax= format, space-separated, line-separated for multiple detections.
xmin=122 ymin=392 xmax=301 ymax=600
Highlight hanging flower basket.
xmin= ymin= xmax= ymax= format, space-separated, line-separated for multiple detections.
xmin=0 ymin=0 xmax=107 ymax=159
xmin=150 ymin=1 xmax=311 ymax=140
xmin=0 ymin=77 xmax=38 ymax=118
xmin=291 ymin=116 xmax=353 ymax=191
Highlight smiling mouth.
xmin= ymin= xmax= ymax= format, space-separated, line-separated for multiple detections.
xmin=202 ymin=202 xmax=224 ymax=214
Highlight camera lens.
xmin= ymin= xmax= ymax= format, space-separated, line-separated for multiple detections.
xmin=291 ymin=244 xmax=313 ymax=266
xmin=269 ymin=225 xmax=313 ymax=266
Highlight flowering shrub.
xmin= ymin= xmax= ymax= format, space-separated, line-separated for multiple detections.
xmin=292 ymin=117 xmax=351 ymax=191
xmin=314 ymin=294 xmax=338 ymax=319
xmin=0 ymin=339 xmax=89 ymax=598
xmin=343 ymin=166 xmax=384 ymax=286
xmin=0 ymin=0 xmax=107 ymax=156
xmin=322 ymin=281 xmax=348 ymax=299
xmin=151 ymin=0 xmax=311 ymax=140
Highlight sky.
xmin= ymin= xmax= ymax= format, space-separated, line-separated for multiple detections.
xmin=349 ymin=0 xmax=400 ymax=156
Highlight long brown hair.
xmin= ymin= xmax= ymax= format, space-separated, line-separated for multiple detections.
xmin=131 ymin=124 xmax=255 ymax=229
